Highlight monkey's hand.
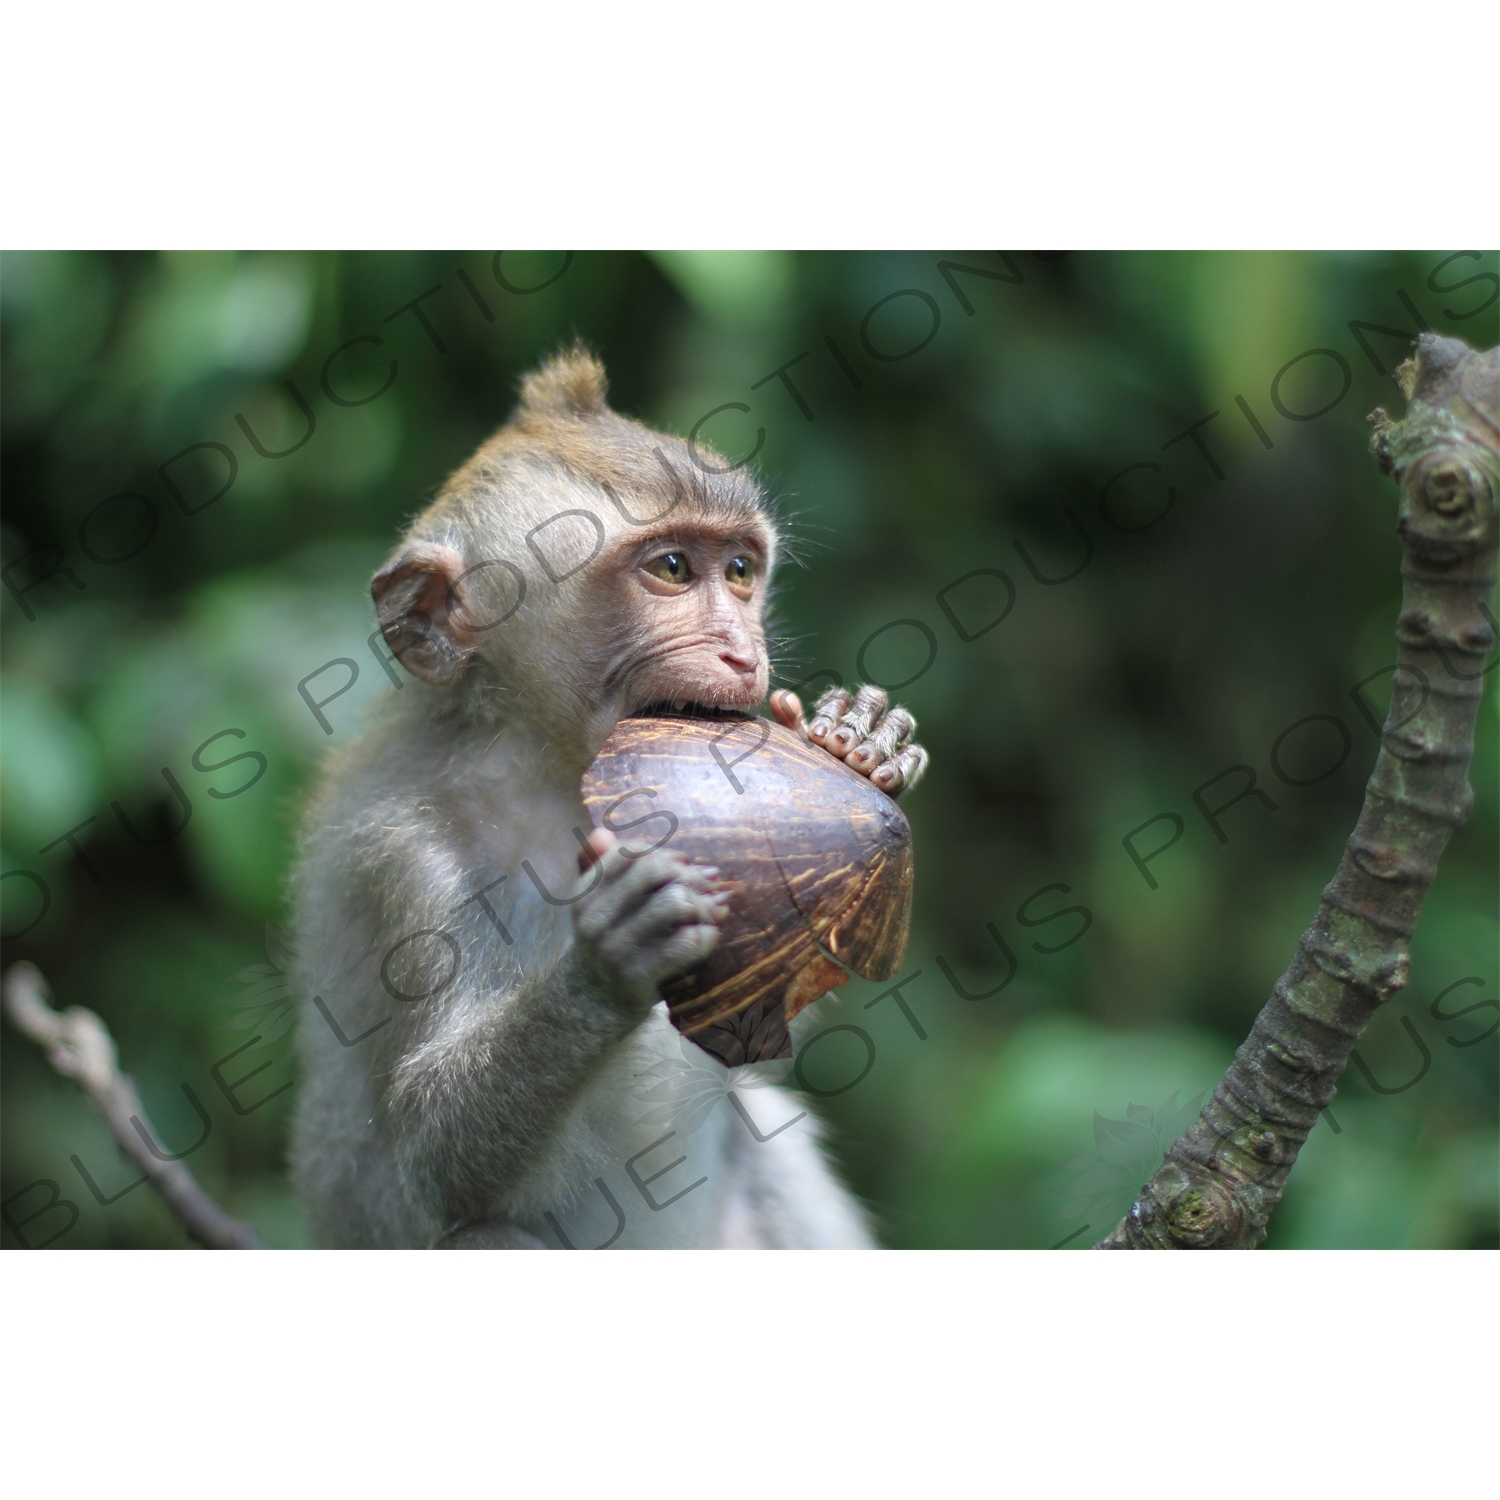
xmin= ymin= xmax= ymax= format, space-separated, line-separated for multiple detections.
xmin=571 ymin=829 xmax=726 ymax=1015
xmin=771 ymin=684 xmax=929 ymax=796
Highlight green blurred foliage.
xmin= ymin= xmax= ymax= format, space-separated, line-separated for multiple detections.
xmin=2 ymin=249 xmax=1496 ymax=1249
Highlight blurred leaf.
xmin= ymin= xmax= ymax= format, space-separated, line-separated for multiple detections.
xmin=0 ymin=676 xmax=103 ymax=856
xmin=648 ymin=251 xmax=793 ymax=329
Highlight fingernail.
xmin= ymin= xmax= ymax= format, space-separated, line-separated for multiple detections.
xmin=809 ymin=718 xmax=831 ymax=738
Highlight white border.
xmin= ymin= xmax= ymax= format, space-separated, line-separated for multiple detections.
xmin=4 ymin=3 xmax=1495 ymax=248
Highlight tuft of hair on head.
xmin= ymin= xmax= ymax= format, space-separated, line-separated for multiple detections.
xmin=517 ymin=344 xmax=610 ymax=419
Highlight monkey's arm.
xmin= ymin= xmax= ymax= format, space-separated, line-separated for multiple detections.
xmin=383 ymin=838 xmax=723 ymax=1236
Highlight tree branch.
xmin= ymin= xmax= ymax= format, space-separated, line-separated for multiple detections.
xmin=1097 ymin=334 xmax=1498 ymax=1249
xmin=3 ymin=961 xmax=265 ymax=1249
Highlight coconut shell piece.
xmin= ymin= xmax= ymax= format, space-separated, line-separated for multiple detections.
xmin=580 ymin=713 xmax=913 ymax=1066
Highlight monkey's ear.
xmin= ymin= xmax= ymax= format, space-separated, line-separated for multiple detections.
xmin=372 ymin=542 xmax=479 ymax=686
xmin=519 ymin=345 xmax=609 ymax=418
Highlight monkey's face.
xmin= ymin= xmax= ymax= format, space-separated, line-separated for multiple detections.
xmin=598 ymin=518 xmax=773 ymax=717
xmin=370 ymin=347 xmax=781 ymax=750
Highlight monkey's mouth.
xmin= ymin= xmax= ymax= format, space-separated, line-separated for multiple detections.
xmin=633 ymin=699 xmax=756 ymax=721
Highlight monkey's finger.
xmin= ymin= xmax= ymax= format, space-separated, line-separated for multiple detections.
xmin=871 ymin=743 xmax=929 ymax=796
xmin=807 ymin=687 xmax=853 ymax=743
xmin=612 ymin=881 xmax=727 ymax=953
xmin=578 ymin=827 xmax=617 ymax=872
xmin=571 ymin=832 xmax=644 ymax=898
xmin=845 ymin=707 xmax=917 ymax=775
xmin=770 ymin=690 xmax=806 ymax=737
xmin=578 ymin=848 xmax=698 ymax=935
xmin=882 ymin=706 xmax=917 ymax=748
xmin=650 ymin=922 xmax=722 ymax=980
xmin=827 ymin=685 xmax=888 ymax=758
xmin=594 ymin=853 xmax=727 ymax=936
xmin=632 ymin=862 xmax=727 ymax=915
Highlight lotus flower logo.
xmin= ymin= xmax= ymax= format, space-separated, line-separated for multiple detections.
xmin=217 ymin=921 xmax=373 ymax=1050
xmin=630 ymin=1034 xmax=794 ymax=1138
xmin=1052 ymin=1089 xmax=1208 ymax=1244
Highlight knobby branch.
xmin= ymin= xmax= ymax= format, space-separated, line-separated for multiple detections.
xmin=3 ymin=962 xmax=264 ymax=1249
xmin=1098 ymin=334 xmax=1499 ymax=1250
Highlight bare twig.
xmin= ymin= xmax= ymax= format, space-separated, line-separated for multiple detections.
xmin=1098 ymin=334 xmax=1499 ymax=1249
xmin=4 ymin=961 xmax=265 ymax=1249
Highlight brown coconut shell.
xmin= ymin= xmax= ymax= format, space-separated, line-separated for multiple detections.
xmin=581 ymin=713 xmax=913 ymax=1066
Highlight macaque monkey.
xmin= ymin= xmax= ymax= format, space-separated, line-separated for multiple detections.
xmin=288 ymin=348 xmax=928 ymax=1248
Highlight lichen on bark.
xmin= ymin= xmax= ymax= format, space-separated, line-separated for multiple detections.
xmin=1097 ymin=334 xmax=1499 ymax=1250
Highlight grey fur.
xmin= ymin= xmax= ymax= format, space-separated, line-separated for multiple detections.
xmin=288 ymin=351 xmax=876 ymax=1249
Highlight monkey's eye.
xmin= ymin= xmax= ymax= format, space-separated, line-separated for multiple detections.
xmin=643 ymin=552 xmax=691 ymax=585
xmin=725 ymin=555 xmax=756 ymax=588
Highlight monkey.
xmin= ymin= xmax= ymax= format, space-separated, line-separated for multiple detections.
xmin=287 ymin=347 xmax=929 ymax=1248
